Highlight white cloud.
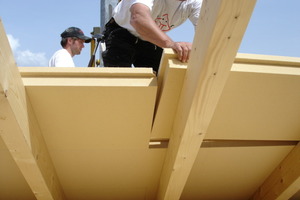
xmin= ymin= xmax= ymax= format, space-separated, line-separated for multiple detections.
xmin=7 ymin=34 xmax=48 ymax=66
xmin=16 ymin=50 xmax=48 ymax=66
xmin=7 ymin=34 xmax=20 ymax=52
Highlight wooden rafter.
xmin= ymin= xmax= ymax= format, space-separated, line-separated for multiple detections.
xmin=156 ymin=0 xmax=257 ymax=199
xmin=0 ymin=19 xmax=65 ymax=200
xmin=251 ymin=142 xmax=300 ymax=200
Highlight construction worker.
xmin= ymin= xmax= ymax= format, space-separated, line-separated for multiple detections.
xmin=49 ymin=27 xmax=91 ymax=67
xmin=102 ymin=0 xmax=202 ymax=73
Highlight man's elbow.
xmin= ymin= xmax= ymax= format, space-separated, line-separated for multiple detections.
xmin=130 ymin=12 xmax=144 ymax=30
xmin=130 ymin=15 xmax=149 ymax=38
xmin=130 ymin=17 xmax=138 ymax=29
xmin=130 ymin=4 xmax=150 ymax=29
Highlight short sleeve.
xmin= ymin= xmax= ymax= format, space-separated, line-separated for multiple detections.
xmin=131 ymin=0 xmax=154 ymax=9
xmin=189 ymin=0 xmax=203 ymax=30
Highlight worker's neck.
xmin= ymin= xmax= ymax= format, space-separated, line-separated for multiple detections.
xmin=64 ymin=47 xmax=75 ymax=57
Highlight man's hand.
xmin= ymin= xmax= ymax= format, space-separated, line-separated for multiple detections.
xmin=169 ymin=42 xmax=192 ymax=63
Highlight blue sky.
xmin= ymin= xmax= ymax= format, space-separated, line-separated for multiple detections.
xmin=0 ymin=0 xmax=299 ymax=67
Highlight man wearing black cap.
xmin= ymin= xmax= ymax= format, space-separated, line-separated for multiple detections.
xmin=49 ymin=27 xmax=91 ymax=67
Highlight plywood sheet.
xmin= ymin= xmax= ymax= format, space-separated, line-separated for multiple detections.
xmin=181 ymin=145 xmax=295 ymax=200
xmin=152 ymin=58 xmax=187 ymax=139
xmin=14 ymin=59 xmax=300 ymax=199
xmin=21 ymin=67 xmax=163 ymax=199
xmin=24 ymin=85 xmax=156 ymax=149
xmin=50 ymin=149 xmax=166 ymax=200
xmin=206 ymin=63 xmax=300 ymax=140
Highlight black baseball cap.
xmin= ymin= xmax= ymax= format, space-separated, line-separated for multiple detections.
xmin=61 ymin=27 xmax=92 ymax=43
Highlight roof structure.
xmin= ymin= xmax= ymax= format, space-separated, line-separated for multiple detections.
xmin=1 ymin=0 xmax=300 ymax=199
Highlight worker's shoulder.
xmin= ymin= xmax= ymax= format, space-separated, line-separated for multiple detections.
xmin=52 ymin=49 xmax=69 ymax=56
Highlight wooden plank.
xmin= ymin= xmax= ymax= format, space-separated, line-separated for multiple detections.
xmin=157 ymin=48 xmax=178 ymax=90
xmin=0 ymin=19 xmax=65 ymax=200
xmin=156 ymin=0 xmax=257 ymax=199
xmin=232 ymin=62 xmax=300 ymax=76
xmin=22 ymin=69 xmax=159 ymax=199
xmin=19 ymin=66 xmax=155 ymax=78
xmin=181 ymin=145 xmax=295 ymax=199
xmin=152 ymin=57 xmax=187 ymax=139
xmin=235 ymin=53 xmax=300 ymax=67
xmin=155 ymin=48 xmax=179 ymax=107
xmin=205 ymin=62 xmax=300 ymax=141
xmin=250 ymin=142 xmax=300 ymax=200
xmin=22 ymin=77 xmax=156 ymax=87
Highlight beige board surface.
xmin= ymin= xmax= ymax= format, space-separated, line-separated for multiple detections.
xmin=4 ymin=57 xmax=300 ymax=200
xmin=48 ymin=149 xmax=166 ymax=200
xmin=1 ymin=3 xmax=300 ymax=197
xmin=22 ymin=68 xmax=163 ymax=199
xmin=206 ymin=61 xmax=300 ymax=141
xmin=152 ymin=58 xmax=187 ymax=139
xmin=14 ymin=56 xmax=300 ymax=200
xmin=181 ymin=145 xmax=295 ymax=200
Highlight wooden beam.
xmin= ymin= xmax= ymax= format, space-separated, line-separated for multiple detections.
xmin=251 ymin=142 xmax=300 ymax=200
xmin=0 ymin=19 xmax=65 ymax=200
xmin=156 ymin=0 xmax=257 ymax=199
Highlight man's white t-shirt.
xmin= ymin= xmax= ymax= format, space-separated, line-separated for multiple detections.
xmin=48 ymin=49 xmax=75 ymax=67
xmin=113 ymin=0 xmax=202 ymax=37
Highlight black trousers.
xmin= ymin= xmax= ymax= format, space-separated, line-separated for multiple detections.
xmin=102 ymin=18 xmax=163 ymax=73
